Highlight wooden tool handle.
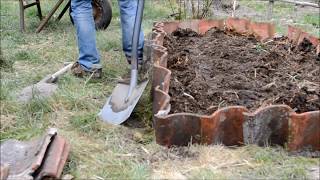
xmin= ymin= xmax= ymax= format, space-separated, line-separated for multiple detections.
xmin=51 ymin=63 xmax=73 ymax=79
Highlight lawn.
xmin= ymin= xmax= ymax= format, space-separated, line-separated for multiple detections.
xmin=239 ymin=0 xmax=320 ymax=36
xmin=0 ymin=0 xmax=319 ymax=179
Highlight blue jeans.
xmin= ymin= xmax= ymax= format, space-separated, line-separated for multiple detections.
xmin=118 ymin=0 xmax=144 ymax=61
xmin=71 ymin=0 xmax=144 ymax=71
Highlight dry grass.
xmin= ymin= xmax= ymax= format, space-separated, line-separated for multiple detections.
xmin=149 ymin=145 xmax=320 ymax=179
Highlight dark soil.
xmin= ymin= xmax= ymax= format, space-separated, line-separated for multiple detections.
xmin=164 ymin=28 xmax=320 ymax=115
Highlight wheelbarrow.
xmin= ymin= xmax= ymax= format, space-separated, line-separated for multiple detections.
xmin=19 ymin=0 xmax=112 ymax=32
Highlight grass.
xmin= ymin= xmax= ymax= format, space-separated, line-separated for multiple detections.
xmin=1 ymin=0 xmax=319 ymax=179
xmin=302 ymin=14 xmax=320 ymax=28
xmin=239 ymin=0 xmax=320 ymax=36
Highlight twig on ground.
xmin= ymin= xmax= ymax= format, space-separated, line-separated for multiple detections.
xmin=84 ymin=70 xmax=97 ymax=85
xmin=115 ymin=153 xmax=136 ymax=157
xmin=183 ymin=92 xmax=195 ymax=100
xmin=141 ymin=146 xmax=150 ymax=155
xmin=183 ymin=164 xmax=207 ymax=174
xmin=261 ymin=81 xmax=277 ymax=91
xmin=218 ymin=100 xmax=225 ymax=109
xmin=263 ymin=40 xmax=274 ymax=44
xmin=207 ymin=105 xmax=217 ymax=110
xmin=287 ymin=74 xmax=299 ymax=82
xmin=92 ymin=175 xmax=104 ymax=180
xmin=223 ymin=91 xmax=239 ymax=99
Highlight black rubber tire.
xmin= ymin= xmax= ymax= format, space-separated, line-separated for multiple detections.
xmin=92 ymin=0 xmax=112 ymax=30
xmin=69 ymin=0 xmax=112 ymax=30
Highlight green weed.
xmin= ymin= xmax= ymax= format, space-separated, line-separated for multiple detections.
xmin=273 ymin=2 xmax=294 ymax=15
xmin=189 ymin=168 xmax=225 ymax=180
xmin=303 ymin=14 xmax=320 ymax=28
xmin=0 ymin=98 xmax=52 ymax=141
xmin=0 ymin=81 xmax=10 ymax=101
xmin=244 ymin=145 xmax=317 ymax=179
xmin=62 ymin=152 xmax=79 ymax=176
xmin=129 ymin=163 xmax=150 ymax=180
xmin=24 ymin=96 xmax=53 ymax=115
xmin=239 ymin=0 xmax=319 ymax=36
xmin=14 ymin=50 xmax=39 ymax=62
xmin=69 ymin=112 xmax=100 ymax=134
xmin=0 ymin=53 xmax=13 ymax=70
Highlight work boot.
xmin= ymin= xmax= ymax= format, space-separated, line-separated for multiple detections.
xmin=117 ymin=69 xmax=148 ymax=84
xmin=71 ymin=62 xmax=102 ymax=79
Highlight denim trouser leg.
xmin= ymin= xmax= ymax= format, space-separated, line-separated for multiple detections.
xmin=118 ymin=0 xmax=144 ymax=60
xmin=71 ymin=0 xmax=100 ymax=71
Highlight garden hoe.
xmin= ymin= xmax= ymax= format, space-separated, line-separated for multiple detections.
xmin=17 ymin=63 xmax=73 ymax=103
xmin=99 ymin=0 xmax=148 ymax=125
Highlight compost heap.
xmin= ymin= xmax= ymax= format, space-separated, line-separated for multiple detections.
xmin=164 ymin=28 xmax=320 ymax=115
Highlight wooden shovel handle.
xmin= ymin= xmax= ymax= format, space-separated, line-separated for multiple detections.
xmin=51 ymin=63 xmax=73 ymax=80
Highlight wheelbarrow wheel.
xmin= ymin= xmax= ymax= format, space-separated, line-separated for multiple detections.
xmin=69 ymin=0 xmax=112 ymax=30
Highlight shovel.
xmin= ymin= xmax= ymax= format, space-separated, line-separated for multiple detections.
xmin=99 ymin=0 xmax=148 ymax=125
xmin=17 ymin=63 xmax=73 ymax=103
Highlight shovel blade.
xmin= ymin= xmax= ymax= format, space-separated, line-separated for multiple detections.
xmin=99 ymin=80 xmax=148 ymax=125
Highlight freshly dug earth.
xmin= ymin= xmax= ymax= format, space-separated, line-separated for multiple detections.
xmin=164 ymin=28 xmax=320 ymax=115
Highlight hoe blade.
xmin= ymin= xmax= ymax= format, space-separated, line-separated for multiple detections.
xmin=99 ymin=80 xmax=148 ymax=125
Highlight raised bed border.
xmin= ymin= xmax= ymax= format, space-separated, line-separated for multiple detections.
xmin=149 ymin=17 xmax=320 ymax=153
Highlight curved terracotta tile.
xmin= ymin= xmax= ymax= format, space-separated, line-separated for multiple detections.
xmin=153 ymin=86 xmax=171 ymax=118
xmin=152 ymin=29 xmax=165 ymax=45
xmin=162 ymin=21 xmax=180 ymax=34
xmin=153 ymin=22 xmax=165 ymax=33
xmin=298 ymin=32 xmax=319 ymax=47
xmin=155 ymin=113 xmax=203 ymax=146
xmin=226 ymin=17 xmax=250 ymax=34
xmin=151 ymin=45 xmax=167 ymax=67
xmin=0 ymin=129 xmax=69 ymax=179
xmin=249 ymin=22 xmax=275 ymax=41
xmin=151 ymin=32 xmax=165 ymax=46
xmin=289 ymin=111 xmax=320 ymax=152
xmin=36 ymin=135 xmax=70 ymax=179
xmin=287 ymin=25 xmax=302 ymax=44
xmin=151 ymin=33 xmax=163 ymax=46
xmin=243 ymin=105 xmax=292 ymax=146
xmin=198 ymin=19 xmax=224 ymax=34
xmin=155 ymin=106 xmax=247 ymax=147
xmin=287 ymin=26 xmax=319 ymax=47
xmin=154 ymin=22 xmax=164 ymax=29
xmin=201 ymin=106 xmax=247 ymax=146
xmin=161 ymin=21 xmax=201 ymax=34
xmin=178 ymin=20 xmax=200 ymax=33
xmin=152 ymin=64 xmax=171 ymax=94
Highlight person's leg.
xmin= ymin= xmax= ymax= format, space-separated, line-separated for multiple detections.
xmin=71 ymin=0 xmax=100 ymax=71
xmin=118 ymin=0 xmax=144 ymax=63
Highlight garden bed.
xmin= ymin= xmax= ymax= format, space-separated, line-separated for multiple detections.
xmin=150 ymin=18 xmax=319 ymax=153
xmin=164 ymin=28 xmax=319 ymax=115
